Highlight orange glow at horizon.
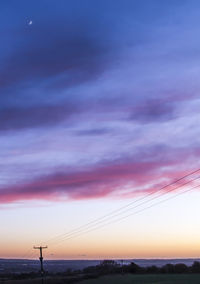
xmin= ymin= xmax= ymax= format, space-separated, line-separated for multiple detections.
xmin=1 ymin=191 xmax=200 ymax=260
xmin=2 ymin=235 xmax=200 ymax=260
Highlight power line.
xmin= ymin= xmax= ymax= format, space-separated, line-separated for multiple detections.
xmin=46 ymin=171 xmax=200 ymax=246
xmin=52 ymin=183 xmax=200 ymax=246
xmin=53 ymin=175 xmax=200 ymax=243
xmin=46 ymin=168 xmax=200 ymax=245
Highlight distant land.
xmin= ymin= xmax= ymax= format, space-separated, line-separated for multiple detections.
xmin=1 ymin=258 xmax=200 ymax=274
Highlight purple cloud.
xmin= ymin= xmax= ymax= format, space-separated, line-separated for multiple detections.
xmin=0 ymin=103 xmax=79 ymax=131
xmin=130 ymin=98 xmax=176 ymax=123
xmin=0 ymin=145 xmax=199 ymax=204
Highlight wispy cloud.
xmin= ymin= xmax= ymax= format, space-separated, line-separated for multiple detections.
xmin=0 ymin=145 xmax=199 ymax=204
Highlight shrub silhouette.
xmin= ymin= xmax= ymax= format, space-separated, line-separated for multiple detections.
xmin=128 ymin=262 xmax=143 ymax=273
xmin=191 ymin=261 xmax=200 ymax=273
xmin=146 ymin=265 xmax=159 ymax=273
xmin=174 ymin=263 xmax=189 ymax=273
xmin=161 ymin=264 xmax=175 ymax=273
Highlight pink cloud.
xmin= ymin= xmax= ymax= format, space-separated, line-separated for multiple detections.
xmin=0 ymin=146 xmax=199 ymax=204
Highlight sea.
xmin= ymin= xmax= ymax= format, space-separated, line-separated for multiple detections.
xmin=0 ymin=258 xmax=200 ymax=274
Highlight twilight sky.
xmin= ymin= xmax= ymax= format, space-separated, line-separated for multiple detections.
xmin=1 ymin=0 xmax=200 ymax=259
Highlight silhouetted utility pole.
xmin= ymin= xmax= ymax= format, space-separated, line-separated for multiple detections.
xmin=121 ymin=259 xmax=124 ymax=274
xmin=33 ymin=246 xmax=48 ymax=275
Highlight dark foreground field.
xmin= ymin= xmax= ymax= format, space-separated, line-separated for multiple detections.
xmin=2 ymin=274 xmax=200 ymax=284
xmin=80 ymin=274 xmax=200 ymax=284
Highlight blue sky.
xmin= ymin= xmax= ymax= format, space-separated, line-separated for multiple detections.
xmin=1 ymin=0 xmax=200 ymax=258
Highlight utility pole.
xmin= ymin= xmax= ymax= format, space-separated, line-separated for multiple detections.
xmin=121 ymin=259 xmax=124 ymax=274
xmin=33 ymin=246 xmax=48 ymax=275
